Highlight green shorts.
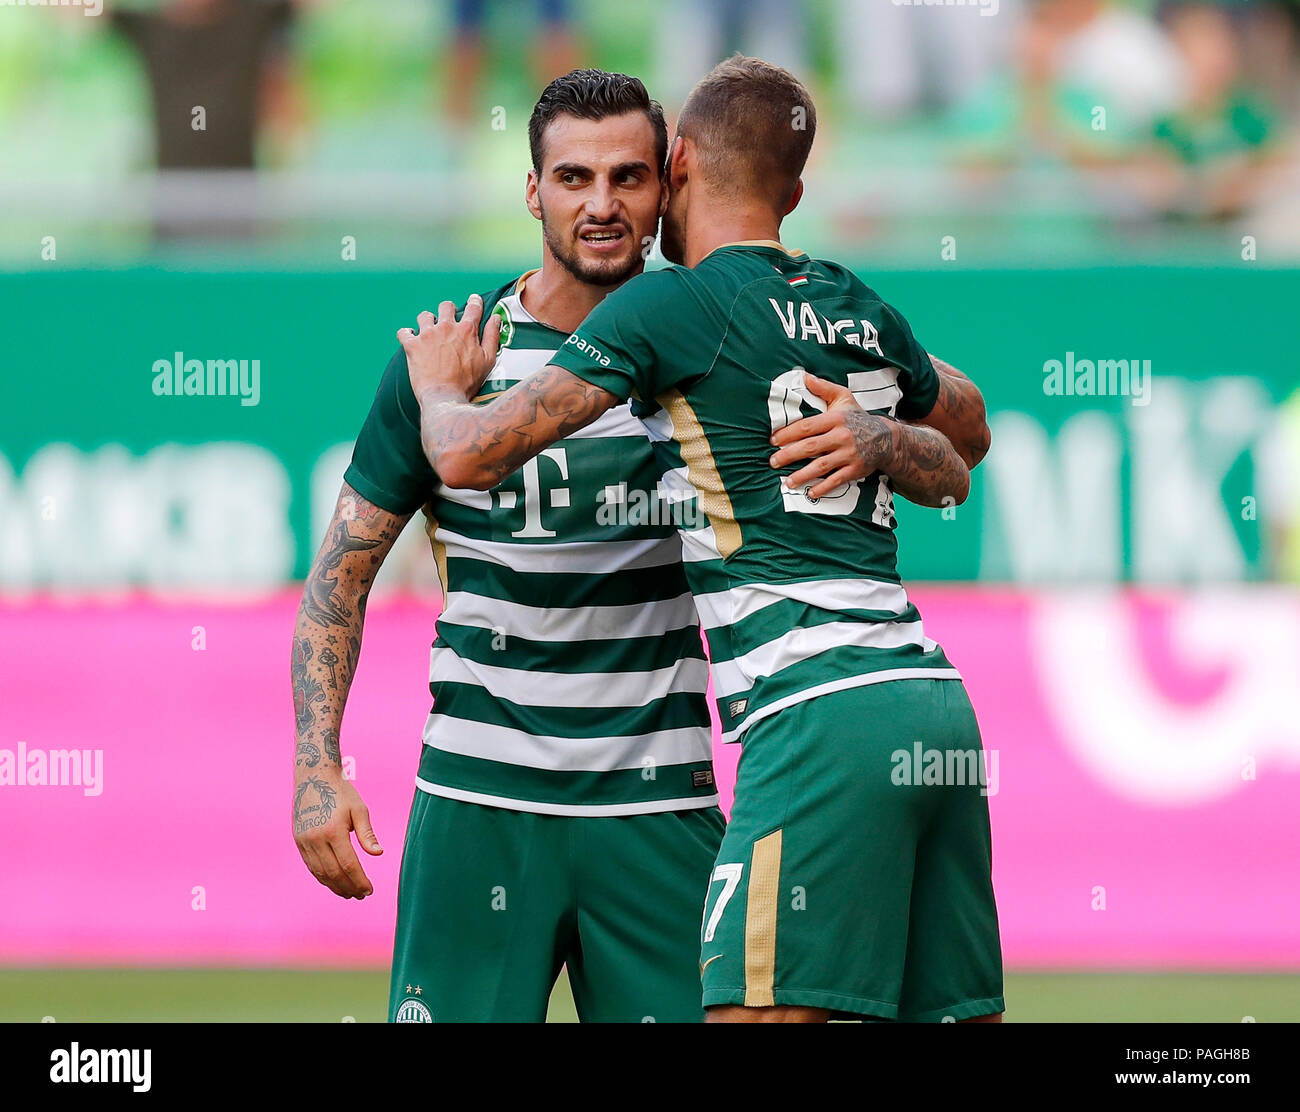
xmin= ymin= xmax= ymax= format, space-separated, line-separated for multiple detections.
xmin=700 ymin=679 xmax=1004 ymax=1021
xmin=389 ymin=790 xmax=726 ymax=1022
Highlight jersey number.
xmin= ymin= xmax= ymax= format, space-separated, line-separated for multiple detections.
xmin=766 ymin=368 xmax=893 ymax=525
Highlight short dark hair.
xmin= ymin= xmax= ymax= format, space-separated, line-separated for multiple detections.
xmin=528 ymin=69 xmax=668 ymax=176
xmin=677 ymin=55 xmax=816 ymax=208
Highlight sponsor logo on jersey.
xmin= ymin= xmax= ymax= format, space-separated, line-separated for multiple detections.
xmin=563 ymin=333 xmax=611 ymax=367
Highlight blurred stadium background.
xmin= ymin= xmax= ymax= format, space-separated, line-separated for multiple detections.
xmin=2 ymin=0 xmax=1299 ymax=1022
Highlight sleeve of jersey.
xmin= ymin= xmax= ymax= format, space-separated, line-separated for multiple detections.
xmin=342 ymin=349 xmax=435 ymax=515
xmin=548 ymin=269 xmax=697 ymax=402
xmin=883 ymin=304 xmax=940 ymax=421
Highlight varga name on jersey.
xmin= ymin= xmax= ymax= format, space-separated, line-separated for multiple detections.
xmin=768 ymin=298 xmax=885 ymax=356
xmin=563 ymin=332 xmax=612 ymax=367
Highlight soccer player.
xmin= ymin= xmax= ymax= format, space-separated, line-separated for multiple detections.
xmin=290 ymin=69 xmax=941 ymax=1023
xmin=399 ymin=57 xmax=1004 ymax=1023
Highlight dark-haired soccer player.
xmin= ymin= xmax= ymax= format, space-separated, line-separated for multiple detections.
xmin=292 ymin=70 xmax=719 ymax=1024
xmin=399 ymin=57 xmax=1004 ymax=1024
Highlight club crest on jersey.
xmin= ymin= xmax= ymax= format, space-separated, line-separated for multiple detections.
xmin=490 ymin=303 xmax=514 ymax=348
xmin=395 ymin=998 xmax=433 ymax=1023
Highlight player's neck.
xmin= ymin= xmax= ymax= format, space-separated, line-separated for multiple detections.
xmin=683 ymin=202 xmax=783 ymax=268
xmin=520 ymin=258 xmax=630 ymax=334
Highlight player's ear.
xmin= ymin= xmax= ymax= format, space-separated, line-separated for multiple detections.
xmin=668 ymin=136 xmax=689 ymax=190
xmin=525 ymin=169 xmax=542 ymax=221
xmin=783 ymin=178 xmax=804 ymax=217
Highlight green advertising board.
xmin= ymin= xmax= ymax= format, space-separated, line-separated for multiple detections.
xmin=2 ymin=266 xmax=1296 ymax=587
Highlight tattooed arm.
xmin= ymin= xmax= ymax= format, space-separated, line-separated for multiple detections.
xmin=292 ymin=481 xmax=412 ymax=899
xmin=398 ymin=296 xmax=618 ymax=490
xmin=769 ymin=373 xmax=970 ymax=508
xmin=418 ymin=365 xmax=618 ymax=489
xmin=911 ymin=356 xmax=991 ymax=470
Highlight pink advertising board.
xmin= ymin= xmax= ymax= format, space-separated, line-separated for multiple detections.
xmin=1 ymin=588 xmax=1297 ymax=967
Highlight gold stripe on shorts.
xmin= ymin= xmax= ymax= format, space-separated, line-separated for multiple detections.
xmin=743 ymin=829 xmax=783 ymax=1007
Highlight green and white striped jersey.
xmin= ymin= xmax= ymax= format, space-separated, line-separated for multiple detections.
xmin=345 ymin=273 xmax=717 ymax=815
xmin=550 ymin=243 xmax=961 ymax=743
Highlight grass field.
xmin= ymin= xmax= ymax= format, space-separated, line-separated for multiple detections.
xmin=2 ymin=970 xmax=1296 ymax=1023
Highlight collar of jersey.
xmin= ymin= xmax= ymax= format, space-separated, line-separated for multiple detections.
xmin=705 ymin=239 xmax=807 ymax=261
xmin=509 ymin=268 xmax=571 ymax=335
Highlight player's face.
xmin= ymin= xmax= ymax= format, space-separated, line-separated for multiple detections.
xmin=529 ymin=112 xmax=665 ymax=287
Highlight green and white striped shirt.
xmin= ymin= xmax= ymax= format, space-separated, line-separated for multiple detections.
xmin=346 ymin=273 xmax=717 ymax=815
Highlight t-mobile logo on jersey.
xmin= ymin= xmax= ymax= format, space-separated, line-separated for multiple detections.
xmin=502 ymin=447 xmax=571 ymax=539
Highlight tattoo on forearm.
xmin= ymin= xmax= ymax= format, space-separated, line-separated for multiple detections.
xmin=845 ymin=410 xmax=968 ymax=508
xmin=419 ymin=367 xmax=614 ymax=486
xmin=301 ymin=520 xmax=382 ymax=628
xmin=319 ymin=646 xmax=340 ymax=689
xmin=292 ymin=484 xmax=410 ymax=782
xmin=884 ymin=422 xmax=969 ymax=507
xmin=292 ymin=638 xmax=326 ymax=733
xmin=322 ymin=728 xmax=342 ymax=766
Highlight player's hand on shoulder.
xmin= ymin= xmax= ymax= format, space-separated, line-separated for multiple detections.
xmin=398 ymin=293 xmax=502 ymax=407
xmin=292 ymin=770 xmax=383 ymax=900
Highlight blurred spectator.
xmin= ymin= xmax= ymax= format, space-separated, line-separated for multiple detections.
xmin=1151 ymin=2 xmax=1283 ymax=219
xmin=1025 ymin=0 xmax=1188 ymax=156
xmin=445 ymin=0 xmax=582 ymax=132
xmin=112 ymin=0 xmax=297 ymax=171
xmin=834 ymin=0 xmax=1019 ymax=120
xmin=951 ymin=0 xmax=1188 ymax=186
xmin=653 ymin=0 xmax=808 ymax=112
xmin=111 ymin=0 xmax=299 ymax=240
xmin=1204 ymin=0 xmax=1300 ymax=112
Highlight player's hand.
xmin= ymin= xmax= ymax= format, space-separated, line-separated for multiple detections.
xmin=769 ymin=373 xmax=891 ymax=497
xmin=398 ymin=294 xmax=502 ymax=407
xmin=293 ymin=770 xmax=383 ymax=900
